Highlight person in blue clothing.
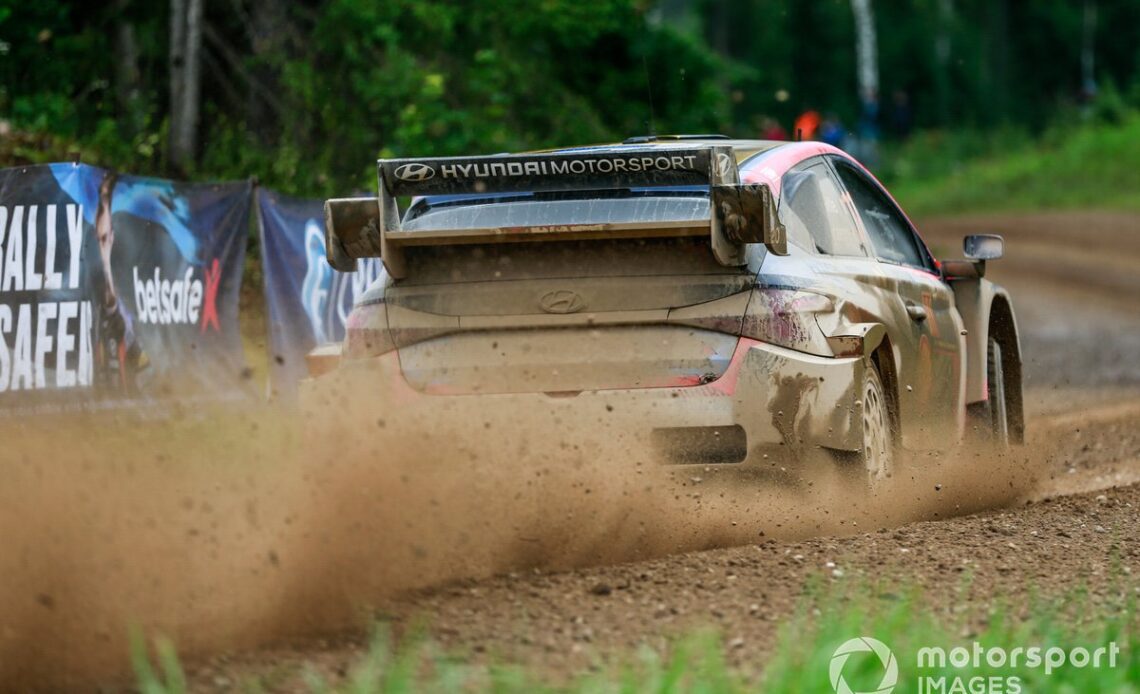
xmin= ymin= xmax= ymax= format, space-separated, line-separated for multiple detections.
xmin=819 ymin=113 xmax=846 ymax=149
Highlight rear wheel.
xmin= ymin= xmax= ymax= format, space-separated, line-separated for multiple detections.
xmin=859 ymin=361 xmax=894 ymax=487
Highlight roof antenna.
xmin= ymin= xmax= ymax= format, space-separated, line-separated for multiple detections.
xmin=642 ymin=54 xmax=657 ymax=137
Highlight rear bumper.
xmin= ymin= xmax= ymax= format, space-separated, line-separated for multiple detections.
xmin=300 ymin=338 xmax=863 ymax=465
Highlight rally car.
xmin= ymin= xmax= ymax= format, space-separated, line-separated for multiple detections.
xmin=306 ymin=136 xmax=1023 ymax=486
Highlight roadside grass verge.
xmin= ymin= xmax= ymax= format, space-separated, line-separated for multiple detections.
xmin=885 ymin=115 xmax=1140 ymax=218
xmin=764 ymin=577 xmax=1139 ymax=693
xmin=132 ymin=576 xmax=1139 ymax=693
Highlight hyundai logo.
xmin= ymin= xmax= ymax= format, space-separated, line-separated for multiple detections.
xmin=394 ymin=163 xmax=436 ymax=182
xmin=539 ymin=290 xmax=586 ymax=314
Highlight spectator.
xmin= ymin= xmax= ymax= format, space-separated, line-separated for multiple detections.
xmin=758 ymin=116 xmax=788 ymax=140
xmin=852 ymin=92 xmax=881 ymax=168
xmin=819 ymin=113 xmax=846 ymax=148
xmin=794 ymin=109 xmax=821 ymax=141
xmin=889 ymin=89 xmax=913 ymax=139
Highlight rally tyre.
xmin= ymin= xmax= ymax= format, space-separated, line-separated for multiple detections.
xmin=985 ymin=337 xmax=1010 ymax=449
xmin=859 ymin=360 xmax=894 ymax=489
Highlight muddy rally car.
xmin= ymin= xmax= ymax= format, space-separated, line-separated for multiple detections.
xmin=305 ymin=137 xmax=1023 ymax=486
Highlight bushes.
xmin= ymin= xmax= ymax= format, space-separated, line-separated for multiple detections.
xmin=884 ymin=114 xmax=1140 ymax=218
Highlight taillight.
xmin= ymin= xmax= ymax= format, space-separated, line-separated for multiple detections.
xmin=667 ymin=287 xmax=837 ymax=357
xmin=741 ymin=288 xmax=835 ymax=357
xmin=738 ymin=286 xmax=839 ymax=355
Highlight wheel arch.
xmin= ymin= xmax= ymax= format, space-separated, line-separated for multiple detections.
xmin=988 ymin=292 xmax=1024 ymax=443
xmin=951 ymin=278 xmax=1024 ymax=443
xmin=869 ymin=333 xmax=902 ymax=446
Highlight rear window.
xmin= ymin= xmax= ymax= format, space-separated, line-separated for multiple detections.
xmin=780 ymin=163 xmax=868 ymax=257
xmin=402 ymin=191 xmax=710 ymax=232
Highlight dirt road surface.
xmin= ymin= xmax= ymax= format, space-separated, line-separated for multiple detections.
xmin=1 ymin=211 xmax=1139 ymax=691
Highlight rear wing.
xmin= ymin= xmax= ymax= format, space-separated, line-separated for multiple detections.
xmin=324 ymin=145 xmax=787 ymax=278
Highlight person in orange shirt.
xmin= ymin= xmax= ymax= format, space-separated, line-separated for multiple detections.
xmin=794 ymin=109 xmax=821 ymax=140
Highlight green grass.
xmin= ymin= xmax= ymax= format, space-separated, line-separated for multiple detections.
xmin=762 ymin=578 xmax=1139 ymax=694
xmin=886 ymin=115 xmax=1140 ymax=218
xmin=132 ymin=578 xmax=1140 ymax=693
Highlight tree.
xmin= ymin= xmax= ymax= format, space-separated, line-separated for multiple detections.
xmin=850 ymin=0 xmax=878 ymax=105
xmin=1081 ymin=0 xmax=1098 ymax=97
xmin=985 ymin=0 xmax=1010 ymax=122
xmin=168 ymin=0 xmax=203 ymax=171
xmin=4 ymin=0 xmax=1139 ymax=192
xmin=248 ymin=0 xmax=288 ymax=144
xmin=112 ymin=0 xmax=141 ymax=126
xmin=934 ymin=0 xmax=954 ymax=124
xmin=850 ymin=0 xmax=879 ymax=164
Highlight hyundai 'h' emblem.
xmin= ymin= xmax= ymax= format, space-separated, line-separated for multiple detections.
xmin=394 ymin=163 xmax=436 ymax=182
xmin=539 ymin=290 xmax=586 ymax=314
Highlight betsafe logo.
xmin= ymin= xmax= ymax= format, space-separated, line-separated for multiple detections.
xmin=132 ymin=259 xmax=222 ymax=334
xmin=830 ymin=637 xmax=898 ymax=694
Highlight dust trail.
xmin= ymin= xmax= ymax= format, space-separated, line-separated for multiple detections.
xmin=0 ymin=377 xmax=1068 ymax=691
xmin=2 ymin=210 xmax=1136 ymax=690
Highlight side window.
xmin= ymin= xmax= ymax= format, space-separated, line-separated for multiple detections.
xmin=780 ymin=161 xmax=867 ymax=257
xmin=833 ymin=161 xmax=928 ymax=269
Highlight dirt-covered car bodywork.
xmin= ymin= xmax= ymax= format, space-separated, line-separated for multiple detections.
xmin=304 ymin=138 xmax=1022 ymax=480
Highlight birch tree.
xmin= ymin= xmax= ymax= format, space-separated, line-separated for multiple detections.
xmin=850 ymin=0 xmax=879 ymax=163
xmin=850 ymin=0 xmax=878 ymax=106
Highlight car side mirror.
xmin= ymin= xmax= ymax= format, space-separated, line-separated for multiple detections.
xmin=963 ymin=234 xmax=1003 ymax=261
xmin=943 ymin=234 xmax=1004 ymax=281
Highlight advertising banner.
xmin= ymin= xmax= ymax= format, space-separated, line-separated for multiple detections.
xmin=256 ymin=188 xmax=382 ymax=396
xmin=0 ymin=163 xmax=251 ymax=414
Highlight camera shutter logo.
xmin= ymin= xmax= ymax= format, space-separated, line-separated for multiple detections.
xmin=829 ymin=637 xmax=898 ymax=694
xmin=715 ymin=152 xmax=735 ymax=180
xmin=394 ymin=163 xmax=436 ymax=182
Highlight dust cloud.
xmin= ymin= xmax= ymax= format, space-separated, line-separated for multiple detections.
xmin=0 ymin=380 xmax=1039 ymax=691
